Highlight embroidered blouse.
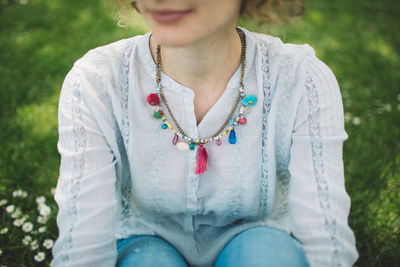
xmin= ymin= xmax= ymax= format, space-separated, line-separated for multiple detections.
xmin=51 ymin=26 xmax=359 ymax=267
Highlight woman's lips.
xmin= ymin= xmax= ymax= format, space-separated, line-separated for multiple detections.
xmin=150 ymin=10 xmax=193 ymax=23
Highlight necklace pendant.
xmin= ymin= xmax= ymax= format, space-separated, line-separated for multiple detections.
xmin=243 ymin=95 xmax=257 ymax=106
xmin=228 ymin=129 xmax=237 ymax=144
xmin=176 ymin=141 xmax=190 ymax=151
xmin=195 ymin=143 xmax=208 ymax=175
xmin=172 ymin=134 xmax=179 ymax=145
xmin=189 ymin=143 xmax=195 ymax=150
xmin=153 ymin=111 xmax=162 ymax=119
xmin=216 ymin=139 xmax=222 ymax=146
xmin=147 ymin=93 xmax=160 ymax=106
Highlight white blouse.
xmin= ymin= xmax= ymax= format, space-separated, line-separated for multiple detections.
xmin=51 ymin=26 xmax=359 ymax=267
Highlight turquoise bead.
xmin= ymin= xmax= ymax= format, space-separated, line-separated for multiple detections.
xmin=243 ymin=95 xmax=257 ymax=106
xmin=229 ymin=118 xmax=235 ymax=126
xmin=161 ymin=124 xmax=168 ymax=129
xmin=189 ymin=143 xmax=195 ymax=150
xmin=228 ymin=129 xmax=236 ymax=144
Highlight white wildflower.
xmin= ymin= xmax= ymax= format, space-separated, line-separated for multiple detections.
xmin=6 ymin=204 xmax=15 ymax=213
xmin=12 ymin=190 xmax=20 ymax=197
xmin=38 ymin=226 xmax=47 ymax=233
xmin=37 ymin=215 xmax=48 ymax=224
xmin=38 ymin=203 xmax=51 ymax=216
xmin=352 ymin=116 xmax=361 ymax=125
xmin=30 ymin=239 xmax=39 ymax=250
xmin=0 ymin=199 xmax=7 ymax=206
xmin=13 ymin=218 xmax=25 ymax=227
xmin=0 ymin=227 xmax=8 ymax=234
xmin=11 ymin=208 xmax=22 ymax=218
xmin=35 ymin=196 xmax=46 ymax=204
xmin=12 ymin=189 xmax=27 ymax=198
xmin=16 ymin=189 xmax=27 ymax=198
xmin=22 ymin=222 xmax=33 ymax=232
xmin=43 ymin=239 xmax=54 ymax=249
xmin=34 ymin=251 xmax=45 ymax=262
xmin=22 ymin=235 xmax=32 ymax=245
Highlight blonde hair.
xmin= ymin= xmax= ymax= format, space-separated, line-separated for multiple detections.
xmin=112 ymin=0 xmax=305 ymax=25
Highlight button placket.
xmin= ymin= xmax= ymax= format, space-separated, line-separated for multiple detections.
xmin=184 ymin=148 xmax=201 ymax=234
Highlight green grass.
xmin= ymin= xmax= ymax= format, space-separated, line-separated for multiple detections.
xmin=0 ymin=0 xmax=399 ymax=266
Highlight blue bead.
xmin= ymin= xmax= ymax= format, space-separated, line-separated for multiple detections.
xmin=228 ymin=130 xmax=236 ymax=144
xmin=189 ymin=143 xmax=195 ymax=150
xmin=161 ymin=124 xmax=168 ymax=129
xmin=229 ymin=118 xmax=235 ymax=126
xmin=242 ymin=95 xmax=257 ymax=106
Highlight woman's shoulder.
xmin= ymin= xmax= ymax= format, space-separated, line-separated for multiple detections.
xmin=59 ymin=34 xmax=145 ymax=110
xmin=249 ymin=30 xmax=316 ymax=61
xmin=71 ymin=34 xmax=144 ymax=72
xmin=248 ymin=29 xmax=336 ymax=87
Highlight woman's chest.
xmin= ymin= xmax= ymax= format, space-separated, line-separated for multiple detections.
xmin=127 ymin=83 xmax=265 ymax=222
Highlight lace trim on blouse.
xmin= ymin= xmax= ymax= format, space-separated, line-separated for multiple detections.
xmin=61 ymin=70 xmax=87 ymax=263
xmin=305 ymin=69 xmax=340 ymax=266
xmin=273 ymin=56 xmax=294 ymax=221
xmin=120 ymin=42 xmax=131 ymax=154
xmin=259 ymin=39 xmax=273 ymax=217
xmin=118 ymin=41 xmax=135 ymax=233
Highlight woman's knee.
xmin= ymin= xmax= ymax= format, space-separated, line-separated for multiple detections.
xmin=117 ymin=235 xmax=189 ymax=267
xmin=214 ymin=226 xmax=309 ymax=267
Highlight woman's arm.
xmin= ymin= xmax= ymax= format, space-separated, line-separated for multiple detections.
xmin=288 ymin=51 xmax=359 ymax=266
xmin=51 ymin=65 xmax=118 ymax=267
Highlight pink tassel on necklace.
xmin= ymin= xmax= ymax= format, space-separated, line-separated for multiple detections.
xmin=195 ymin=143 xmax=208 ymax=175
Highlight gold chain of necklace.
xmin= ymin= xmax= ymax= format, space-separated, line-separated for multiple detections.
xmin=155 ymin=27 xmax=246 ymax=142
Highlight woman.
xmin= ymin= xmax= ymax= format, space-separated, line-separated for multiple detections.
xmin=51 ymin=0 xmax=359 ymax=266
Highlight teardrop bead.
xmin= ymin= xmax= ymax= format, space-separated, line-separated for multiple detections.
xmin=239 ymin=117 xmax=247 ymax=125
xmin=172 ymin=134 xmax=179 ymax=145
xmin=176 ymin=141 xmax=190 ymax=151
xmin=228 ymin=130 xmax=236 ymax=144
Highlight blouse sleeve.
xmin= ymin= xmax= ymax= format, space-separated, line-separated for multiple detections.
xmin=51 ymin=65 xmax=118 ymax=266
xmin=287 ymin=50 xmax=359 ymax=266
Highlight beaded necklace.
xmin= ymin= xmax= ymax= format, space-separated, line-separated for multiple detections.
xmin=146 ymin=27 xmax=257 ymax=175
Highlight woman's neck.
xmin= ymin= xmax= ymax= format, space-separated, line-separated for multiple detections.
xmin=149 ymin=25 xmax=242 ymax=96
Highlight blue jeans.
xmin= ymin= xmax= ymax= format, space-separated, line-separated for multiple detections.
xmin=116 ymin=226 xmax=309 ymax=267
